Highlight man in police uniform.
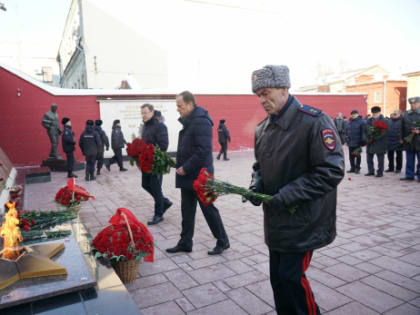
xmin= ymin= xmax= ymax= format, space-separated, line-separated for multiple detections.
xmin=400 ymin=96 xmax=420 ymax=181
xmin=247 ymin=65 xmax=344 ymax=314
xmin=61 ymin=117 xmax=77 ymax=178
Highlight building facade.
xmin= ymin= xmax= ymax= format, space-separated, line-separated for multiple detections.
xmin=403 ymin=70 xmax=420 ymax=107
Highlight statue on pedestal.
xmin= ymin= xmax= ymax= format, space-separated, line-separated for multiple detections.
xmin=41 ymin=104 xmax=63 ymax=159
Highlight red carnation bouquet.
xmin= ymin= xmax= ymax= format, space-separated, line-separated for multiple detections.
xmin=368 ymin=120 xmax=387 ymax=143
xmin=126 ymin=138 xmax=175 ymax=175
xmin=55 ymin=178 xmax=95 ymax=208
xmin=91 ymin=208 xmax=154 ymax=263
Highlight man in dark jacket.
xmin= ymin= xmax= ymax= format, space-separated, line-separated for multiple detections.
xmin=246 ymin=65 xmax=344 ymax=315
xmin=94 ymin=120 xmax=110 ymax=175
xmin=334 ymin=112 xmax=346 ymax=145
xmin=79 ymin=120 xmax=101 ymax=181
xmin=140 ymin=104 xmax=173 ymax=225
xmin=365 ymin=106 xmax=389 ymax=177
xmin=386 ymin=110 xmax=403 ymax=173
xmin=61 ymin=117 xmax=77 ymax=178
xmin=216 ymin=119 xmax=231 ymax=161
xmin=400 ymin=97 xmax=420 ymax=181
xmin=166 ymin=91 xmax=230 ymax=256
xmin=346 ymin=110 xmax=366 ymax=174
xmin=106 ymin=120 xmax=127 ymax=172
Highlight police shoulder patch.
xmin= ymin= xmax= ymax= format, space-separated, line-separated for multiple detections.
xmin=298 ymin=104 xmax=322 ymax=117
xmin=321 ymin=129 xmax=336 ymax=150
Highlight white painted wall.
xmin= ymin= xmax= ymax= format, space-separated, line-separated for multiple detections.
xmin=99 ymin=99 xmax=182 ymax=158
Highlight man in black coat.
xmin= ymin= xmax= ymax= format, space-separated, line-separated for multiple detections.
xmin=94 ymin=120 xmax=110 ymax=175
xmin=386 ymin=110 xmax=403 ymax=173
xmin=61 ymin=117 xmax=77 ymax=178
xmin=79 ymin=120 xmax=101 ymax=181
xmin=334 ymin=112 xmax=346 ymax=145
xmin=216 ymin=119 xmax=231 ymax=161
xmin=106 ymin=120 xmax=127 ymax=172
xmin=166 ymin=91 xmax=229 ymax=256
xmin=346 ymin=110 xmax=366 ymax=174
xmin=365 ymin=106 xmax=389 ymax=177
xmin=140 ymin=104 xmax=173 ymax=225
xmin=246 ymin=65 xmax=344 ymax=315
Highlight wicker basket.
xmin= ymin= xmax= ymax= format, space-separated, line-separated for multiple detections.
xmin=112 ymin=259 xmax=140 ymax=283
xmin=111 ymin=212 xmax=141 ymax=284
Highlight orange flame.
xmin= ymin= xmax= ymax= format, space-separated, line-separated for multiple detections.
xmin=0 ymin=201 xmax=23 ymax=260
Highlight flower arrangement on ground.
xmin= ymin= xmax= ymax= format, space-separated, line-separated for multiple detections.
xmin=126 ymin=138 xmax=175 ymax=175
xmin=55 ymin=178 xmax=95 ymax=210
xmin=368 ymin=120 xmax=387 ymax=143
xmin=91 ymin=208 xmax=154 ymax=283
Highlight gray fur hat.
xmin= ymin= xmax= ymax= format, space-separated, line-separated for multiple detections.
xmin=251 ymin=65 xmax=291 ymax=93
xmin=408 ymin=96 xmax=420 ymax=104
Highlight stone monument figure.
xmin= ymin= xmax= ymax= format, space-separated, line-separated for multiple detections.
xmin=41 ymin=103 xmax=63 ymax=159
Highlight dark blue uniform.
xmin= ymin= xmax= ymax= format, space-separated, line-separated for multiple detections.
xmin=94 ymin=126 xmax=109 ymax=174
xmin=79 ymin=125 xmax=101 ymax=180
xmin=108 ymin=125 xmax=127 ymax=171
xmin=62 ymin=125 xmax=76 ymax=177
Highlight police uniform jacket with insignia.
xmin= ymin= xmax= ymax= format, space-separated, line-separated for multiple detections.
xmin=62 ymin=125 xmax=76 ymax=153
xmin=365 ymin=115 xmax=389 ymax=154
xmin=254 ymin=95 xmax=344 ymax=253
xmin=79 ymin=125 xmax=101 ymax=156
xmin=94 ymin=126 xmax=110 ymax=153
xmin=401 ymin=109 xmax=420 ymax=152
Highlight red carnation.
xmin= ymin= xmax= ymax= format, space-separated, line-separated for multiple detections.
xmin=23 ymin=224 xmax=30 ymax=231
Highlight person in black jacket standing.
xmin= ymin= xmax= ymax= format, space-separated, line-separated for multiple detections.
xmin=61 ymin=117 xmax=77 ymax=178
xmin=334 ymin=112 xmax=346 ymax=145
xmin=140 ymin=104 xmax=173 ymax=225
xmin=79 ymin=120 xmax=101 ymax=181
xmin=346 ymin=110 xmax=366 ymax=174
xmin=106 ymin=120 xmax=127 ymax=172
xmin=94 ymin=120 xmax=110 ymax=175
xmin=246 ymin=65 xmax=344 ymax=315
xmin=216 ymin=119 xmax=231 ymax=161
xmin=166 ymin=91 xmax=230 ymax=256
xmin=386 ymin=110 xmax=403 ymax=173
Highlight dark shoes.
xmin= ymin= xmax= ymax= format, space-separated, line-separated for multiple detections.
xmin=164 ymin=200 xmax=173 ymax=212
xmin=67 ymin=173 xmax=78 ymax=178
xmin=208 ymin=243 xmax=230 ymax=255
xmin=347 ymin=169 xmax=355 ymax=173
xmin=216 ymin=155 xmax=221 ymax=160
xmin=223 ymin=158 xmax=230 ymax=161
xmin=120 ymin=167 xmax=128 ymax=172
xmin=147 ymin=216 xmax=163 ymax=225
xmin=400 ymin=177 xmax=414 ymax=181
xmin=375 ymin=174 xmax=383 ymax=177
xmin=97 ymin=170 xmax=101 ymax=175
xmin=365 ymin=173 xmax=374 ymax=176
xmin=395 ymin=170 xmax=401 ymax=173
xmin=355 ymin=169 xmax=360 ymax=174
xmin=385 ymin=169 xmax=394 ymax=173
xmin=166 ymin=245 xmax=192 ymax=254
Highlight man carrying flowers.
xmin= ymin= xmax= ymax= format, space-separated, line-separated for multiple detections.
xmin=140 ymin=104 xmax=173 ymax=225
xmin=365 ymin=106 xmax=389 ymax=177
xmin=166 ymin=91 xmax=230 ymax=256
xmin=247 ymin=65 xmax=344 ymax=315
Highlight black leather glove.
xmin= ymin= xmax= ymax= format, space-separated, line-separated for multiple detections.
xmin=266 ymin=194 xmax=284 ymax=209
xmin=242 ymin=167 xmax=264 ymax=206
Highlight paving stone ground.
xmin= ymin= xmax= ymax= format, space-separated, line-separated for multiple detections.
xmin=25 ymin=149 xmax=420 ymax=314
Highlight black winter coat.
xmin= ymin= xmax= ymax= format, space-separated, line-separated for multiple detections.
xmin=176 ymin=106 xmax=214 ymax=189
xmin=334 ymin=118 xmax=346 ymax=133
xmin=387 ymin=117 xmax=402 ymax=151
xmin=217 ymin=123 xmax=231 ymax=143
xmin=141 ymin=111 xmax=169 ymax=151
xmin=346 ymin=116 xmax=366 ymax=148
xmin=366 ymin=116 xmax=389 ymax=154
xmin=79 ymin=126 xmax=101 ymax=156
xmin=254 ymin=96 xmax=344 ymax=253
xmin=111 ymin=126 xmax=126 ymax=150
xmin=401 ymin=110 xmax=420 ymax=152
xmin=62 ymin=125 xmax=76 ymax=153
xmin=94 ymin=126 xmax=110 ymax=153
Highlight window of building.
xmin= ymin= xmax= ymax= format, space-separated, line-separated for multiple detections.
xmin=374 ymin=91 xmax=382 ymax=103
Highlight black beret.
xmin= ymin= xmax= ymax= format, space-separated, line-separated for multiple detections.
xmin=350 ymin=110 xmax=358 ymax=115
xmin=371 ymin=106 xmax=381 ymax=113
xmin=62 ymin=117 xmax=70 ymax=124
xmin=95 ymin=119 xmax=103 ymax=126
xmin=86 ymin=120 xmax=94 ymax=126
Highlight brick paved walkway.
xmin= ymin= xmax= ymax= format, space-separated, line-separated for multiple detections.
xmin=25 ymin=150 xmax=420 ymax=314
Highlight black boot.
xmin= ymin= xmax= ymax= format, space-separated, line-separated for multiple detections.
xmin=90 ymin=172 xmax=96 ymax=180
xmin=97 ymin=169 xmax=101 ymax=175
xmin=85 ymin=172 xmax=90 ymax=181
xmin=216 ymin=154 xmax=221 ymax=160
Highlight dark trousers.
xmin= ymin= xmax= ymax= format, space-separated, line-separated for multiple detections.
xmin=96 ymin=151 xmax=104 ymax=172
xmin=85 ymin=155 xmax=96 ymax=176
xmin=217 ymin=142 xmax=228 ymax=159
xmin=65 ymin=151 xmax=74 ymax=175
xmin=348 ymin=147 xmax=361 ymax=171
xmin=142 ymin=172 xmax=171 ymax=217
xmin=387 ymin=150 xmax=402 ymax=171
xmin=367 ymin=153 xmax=384 ymax=175
xmin=178 ymin=188 xmax=229 ymax=250
xmin=405 ymin=151 xmax=420 ymax=179
xmin=109 ymin=148 xmax=123 ymax=169
xmin=269 ymin=250 xmax=320 ymax=315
